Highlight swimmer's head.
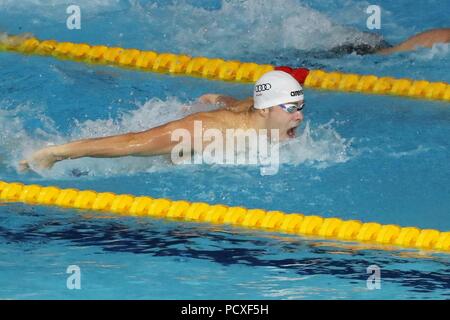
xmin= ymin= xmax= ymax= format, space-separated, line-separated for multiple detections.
xmin=253 ymin=71 xmax=304 ymax=140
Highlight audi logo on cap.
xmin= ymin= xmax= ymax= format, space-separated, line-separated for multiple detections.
xmin=255 ymin=83 xmax=272 ymax=93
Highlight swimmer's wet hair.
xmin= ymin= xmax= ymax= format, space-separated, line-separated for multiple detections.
xmin=330 ymin=41 xmax=391 ymax=55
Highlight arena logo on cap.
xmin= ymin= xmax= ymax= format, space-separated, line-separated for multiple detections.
xmin=290 ymin=89 xmax=303 ymax=97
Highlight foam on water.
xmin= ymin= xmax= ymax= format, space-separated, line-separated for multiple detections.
xmin=280 ymin=120 xmax=352 ymax=168
xmin=410 ymin=43 xmax=450 ymax=61
xmin=151 ymin=0 xmax=388 ymax=56
xmin=0 ymin=0 xmax=389 ymax=55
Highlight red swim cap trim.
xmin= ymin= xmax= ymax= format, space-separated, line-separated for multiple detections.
xmin=275 ymin=66 xmax=310 ymax=85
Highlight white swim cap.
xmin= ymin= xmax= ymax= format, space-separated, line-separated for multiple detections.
xmin=253 ymin=70 xmax=304 ymax=109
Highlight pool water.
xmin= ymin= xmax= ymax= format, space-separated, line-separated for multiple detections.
xmin=0 ymin=0 xmax=449 ymax=299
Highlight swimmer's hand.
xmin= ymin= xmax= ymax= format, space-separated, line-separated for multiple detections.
xmin=19 ymin=146 xmax=60 ymax=172
xmin=0 ymin=32 xmax=34 ymax=48
xmin=198 ymin=94 xmax=239 ymax=108
xmin=198 ymin=94 xmax=222 ymax=105
xmin=198 ymin=94 xmax=253 ymax=112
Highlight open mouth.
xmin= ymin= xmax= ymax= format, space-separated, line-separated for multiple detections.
xmin=287 ymin=126 xmax=298 ymax=139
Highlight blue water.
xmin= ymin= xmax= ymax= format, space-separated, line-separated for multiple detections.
xmin=1 ymin=0 xmax=449 ymax=299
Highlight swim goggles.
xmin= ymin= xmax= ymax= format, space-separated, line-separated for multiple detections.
xmin=279 ymin=102 xmax=305 ymax=113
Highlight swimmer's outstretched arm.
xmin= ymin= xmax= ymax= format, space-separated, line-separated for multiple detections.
xmin=19 ymin=117 xmax=195 ymax=170
xmin=377 ymin=28 xmax=450 ymax=54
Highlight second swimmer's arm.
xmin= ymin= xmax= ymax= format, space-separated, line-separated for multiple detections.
xmin=377 ymin=28 xmax=450 ymax=54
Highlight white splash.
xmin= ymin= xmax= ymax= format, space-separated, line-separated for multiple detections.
xmin=280 ymin=120 xmax=352 ymax=168
xmin=410 ymin=43 xmax=450 ymax=60
xmin=165 ymin=0 xmax=386 ymax=55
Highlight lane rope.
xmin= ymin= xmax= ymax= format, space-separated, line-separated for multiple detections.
xmin=1 ymin=34 xmax=449 ymax=101
xmin=1 ymin=180 xmax=449 ymax=252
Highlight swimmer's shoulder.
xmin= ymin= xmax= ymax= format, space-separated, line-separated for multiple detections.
xmin=187 ymin=109 xmax=243 ymax=129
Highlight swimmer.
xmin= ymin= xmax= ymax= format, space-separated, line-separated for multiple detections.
xmin=331 ymin=28 xmax=450 ymax=55
xmin=19 ymin=71 xmax=305 ymax=171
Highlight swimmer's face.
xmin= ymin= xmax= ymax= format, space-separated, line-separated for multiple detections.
xmin=267 ymin=100 xmax=304 ymax=140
